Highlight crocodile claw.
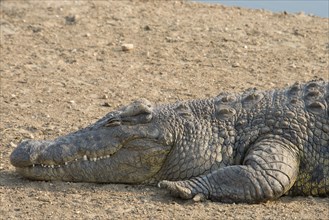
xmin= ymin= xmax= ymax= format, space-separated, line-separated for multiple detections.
xmin=158 ymin=180 xmax=194 ymax=200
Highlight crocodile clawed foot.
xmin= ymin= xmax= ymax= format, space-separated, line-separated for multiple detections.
xmin=158 ymin=180 xmax=193 ymax=199
xmin=158 ymin=180 xmax=206 ymax=202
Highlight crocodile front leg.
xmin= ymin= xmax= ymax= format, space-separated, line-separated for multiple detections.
xmin=159 ymin=137 xmax=300 ymax=203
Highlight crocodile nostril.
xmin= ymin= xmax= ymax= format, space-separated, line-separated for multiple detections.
xmin=10 ymin=140 xmax=45 ymax=167
xmin=10 ymin=142 xmax=33 ymax=167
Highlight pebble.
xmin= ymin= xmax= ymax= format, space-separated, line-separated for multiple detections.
xmin=101 ymin=94 xmax=108 ymax=99
xmin=290 ymin=63 xmax=297 ymax=68
xmin=65 ymin=15 xmax=77 ymax=25
xmin=10 ymin=142 xmax=17 ymax=148
xmin=144 ymin=25 xmax=151 ymax=31
xmin=31 ymin=25 xmax=42 ymax=33
xmin=121 ymin=44 xmax=134 ymax=51
xmin=102 ymin=102 xmax=112 ymax=107
xmin=232 ymin=63 xmax=240 ymax=68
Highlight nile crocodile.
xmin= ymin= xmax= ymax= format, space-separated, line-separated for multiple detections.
xmin=10 ymin=79 xmax=329 ymax=203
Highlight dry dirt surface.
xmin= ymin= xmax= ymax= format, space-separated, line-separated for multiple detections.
xmin=1 ymin=0 xmax=329 ymax=219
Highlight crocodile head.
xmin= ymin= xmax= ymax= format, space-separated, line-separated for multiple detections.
xmin=10 ymin=99 xmax=174 ymax=183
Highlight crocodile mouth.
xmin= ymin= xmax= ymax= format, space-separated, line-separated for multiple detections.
xmin=12 ymin=147 xmax=110 ymax=182
xmin=30 ymin=153 xmax=114 ymax=168
xmin=10 ymin=136 xmax=123 ymax=167
xmin=11 ymin=136 xmax=170 ymax=183
xmin=10 ymin=137 xmax=121 ymax=182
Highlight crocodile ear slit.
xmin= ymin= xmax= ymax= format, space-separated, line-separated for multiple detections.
xmin=105 ymin=117 xmax=121 ymax=127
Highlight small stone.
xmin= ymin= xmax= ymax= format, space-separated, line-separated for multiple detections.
xmin=290 ymin=63 xmax=297 ymax=68
xmin=84 ymin=33 xmax=91 ymax=37
xmin=10 ymin=142 xmax=17 ymax=148
xmin=144 ymin=25 xmax=151 ymax=31
xmin=121 ymin=44 xmax=134 ymax=51
xmin=65 ymin=15 xmax=77 ymax=25
xmin=31 ymin=26 xmax=42 ymax=33
xmin=24 ymin=133 xmax=34 ymax=139
xmin=232 ymin=63 xmax=240 ymax=68
xmin=101 ymin=94 xmax=108 ymax=99
xmin=102 ymin=102 xmax=112 ymax=107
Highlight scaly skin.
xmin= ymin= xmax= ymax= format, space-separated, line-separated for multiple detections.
xmin=10 ymin=79 xmax=329 ymax=203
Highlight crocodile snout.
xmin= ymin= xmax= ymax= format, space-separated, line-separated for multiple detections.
xmin=10 ymin=140 xmax=40 ymax=167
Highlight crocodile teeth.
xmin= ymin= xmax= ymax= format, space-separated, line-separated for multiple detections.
xmin=36 ymin=154 xmax=114 ymax=168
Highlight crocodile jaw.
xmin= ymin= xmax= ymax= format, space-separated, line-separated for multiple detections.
xmin=10 ymin=128 xmax=171 ymax=183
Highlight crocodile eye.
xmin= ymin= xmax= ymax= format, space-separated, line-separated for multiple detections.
xmin=121 ymin=112 xmax=153 ymax=125
xmin=105 ymin=117 xmax=121 ymax=127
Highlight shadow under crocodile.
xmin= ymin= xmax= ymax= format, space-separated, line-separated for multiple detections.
xmin=0 ymin=169 xmax=191 ymax=204
xmin=2 ymin=170 xmax=328 ymax=206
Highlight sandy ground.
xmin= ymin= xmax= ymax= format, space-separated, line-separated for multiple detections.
xmin=1 ymin=0 xmax=329 ymax=219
